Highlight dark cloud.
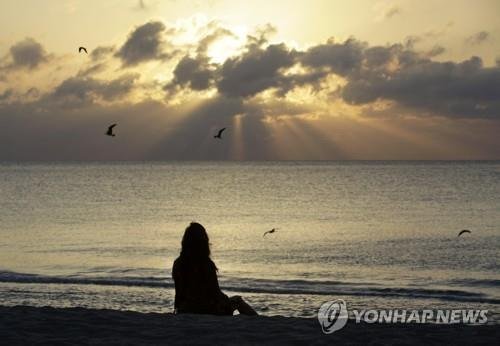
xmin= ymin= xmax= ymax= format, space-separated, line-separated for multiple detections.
xmin=404 ymin=35 xmax=421 ymax=49
xmin=465 ymin=31 xmax=489 ymax=45
xmin=166 ymin=55 xmax=215 ymax=92
xmin=403 ymin=23 xmax=454 ymax=48
xmin=164 ymin=40 xmax=300 ymax=98
xmin=0 ymin=88 xmax=40 ymax=103
xmin=425 ymin=45 xmax=446 ymax=58
xmin=0 ymin=95 xmax=287 ymax=160
xmin=274 ymin=69 xmax=329 ymax=97
xmin=164 ymin=26 xmax=234 ymax=93
xmin=25 ymin=87 xmax=40 ymax=99
xmin=90 ymin=46 xmax=115 ymax=61
xmin=299 ymin=38 xmax=500 ymax=118
xmin=164 ymin=24 xmax=325 ymax=98
xmin=341 ymin=56 xmax=500 ymax=118
xmin=217 ymin=43 xmax=298 ymax=97
xmin=244 ymin=97 xmax=315 ymax=118
xmin=1 ymin=25 xmax=499 ymax=161
xmin=301 ymin=38 xmax=366 ymax=76
xmin=47 ymin=74 xmax=139 ymax=108
xmin=1 ymin=92 xmax=499 ymax=161
xmin=245 ymin=23 xmax=277 ymax=48
xmin=163 ymin=33 xmax=500 ymax=119
xmin=7 ymin=38 xmax=49 ymax=69
xmin=115 ymin=21 xmax=172 ymax=66
xmin=0 ymin=89 xmax=13 ymax=101
xmin=0 ymin=100 xmax=177 ymax=160
xmin=77 ymin=63 xmax=108 ymax=77
xmin=148 ymin=96 xmax=282 ymax=160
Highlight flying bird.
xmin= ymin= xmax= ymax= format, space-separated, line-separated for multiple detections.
xmin=214 ymin=127 xmax=226 ymax=139
xmin=263 ymin=228 xmax=278 ymax=237
xmin=106 ymin=124 xmax=117 ymax=137
xmin=78 ymin=47 xmax=88 ymax=54
xmin=458 ymin=229 xmax=471 ymax=237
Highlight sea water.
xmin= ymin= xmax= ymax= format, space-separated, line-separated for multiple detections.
xmin=0 ymin=161 xmax=498 ymax=320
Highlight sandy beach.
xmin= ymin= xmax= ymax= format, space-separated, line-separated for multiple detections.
xmin=0 ymin=306 xmax=497 ymax=345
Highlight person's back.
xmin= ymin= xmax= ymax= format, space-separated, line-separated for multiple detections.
xmin=173 ymin=256 xmax=232 ymax=315
xmin=172 ymin=222 xmax=257 ymax=316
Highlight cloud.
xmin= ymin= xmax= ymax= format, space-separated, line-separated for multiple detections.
xmin=301 ymin=38 xmax=366 ymax=76
xmin=77 ymin=63 xmax=108 ymax=77
xmin=0 ymin=100 xmax=178 ymax=160
xmin=90 ymin=46 xmax=115 ymax=61
xmin=46 ymin=74 xmax=139 ymax=108
xmin=1 ymin=18 xmax=499 ymax=161
xmin=217 ymin=43 xmax=298 ymax=97
xmin=5 ymin=38 xmax=49 ymax=70
xmin=162 ymin=31 xmax=500 ymax=119
xmin=465 ymin=31 xmax=490 ymax=45
xmin=1 ymin=20 xmax=499 ymax=161
xmin=0 ymin=95 xmax=284 ymax=160
xmin=197 ymin=26 xmax=236 ymax=55
xmin=0 ymin=89 xmax=13 ymax=101
xmin=147 ymin=95 xmax=305 ymax=160
xmin=115 ymin=21 xmax=172 ymax=66
xmin=425 ymin=45 xmax=446 ymax=58
xmin=164 ymin=25 xmax=236 ymax=93
xmin=166 ymin=55 xmax=215 ymax=92
xmin=403 ymin=22 xmax=454 ymax=48
xmin=245 ymin=23 xmax=277 ymax=48
xmin=340 ymin=55 xmax=500 ymax=118
xmin=299 ymin=37 xmax=500 ymax=119
xmin=25 ymin=87 xmax=40 ymax=99
xmin=373 ymin=3 xmax=401 ymax=21
xmin=384 ymin=5 xmax=401 ymax=19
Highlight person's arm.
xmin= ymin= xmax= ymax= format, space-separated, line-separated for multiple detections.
xmin=208 ymin=262 xmax=228 ymax=300
xmin=172 ymin=260 xmax=183 ymax=313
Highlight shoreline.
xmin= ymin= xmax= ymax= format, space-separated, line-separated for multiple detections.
xmin=0 ymin=306 xmax=498 ymax=345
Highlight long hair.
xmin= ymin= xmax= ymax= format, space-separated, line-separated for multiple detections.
xmin=180 ymin=222 xmax=212 ymax=263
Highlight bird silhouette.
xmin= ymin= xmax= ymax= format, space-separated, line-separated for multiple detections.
xmin=458 ymin=229 xmax=471 ymax=237
xmin=106 ymin=124 xmax=117 ymax=137
xmin=263 ymin=228 xmax=278 ymax=237
xmin=79 ymin=47 xmax=88 ymax=54
xmin=214 ymin=127 xmax=226 ymax=139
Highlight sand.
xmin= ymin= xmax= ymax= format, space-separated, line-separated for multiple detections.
xmin=0 ymin=306 xmax=497 ymax=345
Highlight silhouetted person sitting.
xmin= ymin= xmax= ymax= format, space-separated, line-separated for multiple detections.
xmin=172 ymin=222 xmax=258 ymax=316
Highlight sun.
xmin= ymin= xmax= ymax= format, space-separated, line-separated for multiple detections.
xmin=206 ymin=28 xmax=247 ymax=64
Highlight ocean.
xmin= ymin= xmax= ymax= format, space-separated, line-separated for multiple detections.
xmin=0 ymin=161 xmax=499 ymax=321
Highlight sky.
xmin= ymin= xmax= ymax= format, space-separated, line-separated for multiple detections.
xmin=0 ymin=0 xmax=499 ymax=160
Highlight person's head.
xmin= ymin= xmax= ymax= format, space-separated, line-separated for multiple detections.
xmin=180 ymin=222 xmax=211 ymax=260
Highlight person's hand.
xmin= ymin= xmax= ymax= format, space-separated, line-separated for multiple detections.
xmin=229 ymin=295 xmax=242 ymax=309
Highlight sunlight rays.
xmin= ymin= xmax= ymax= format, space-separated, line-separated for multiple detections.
xmin=230 ymin=113 xmax=245 ymax=160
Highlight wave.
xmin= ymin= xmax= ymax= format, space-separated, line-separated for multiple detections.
xmin=0 ymin=270 xmax=498 ymax=305
xmin=0 ymin=271 xmax=170 ymax=288
xmin=449 ymin=278 xmax=500 ymax=288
